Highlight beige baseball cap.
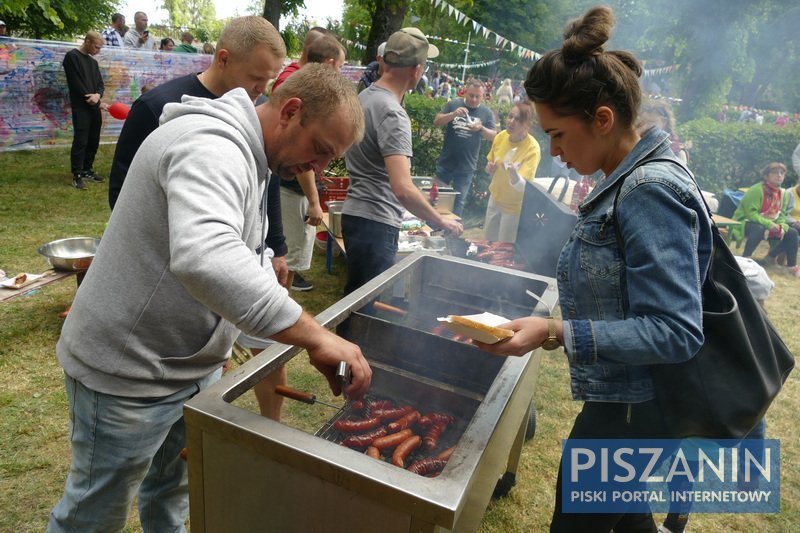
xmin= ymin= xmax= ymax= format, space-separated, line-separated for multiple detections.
xmin=383 ymin=27 xmax=438 ymax=67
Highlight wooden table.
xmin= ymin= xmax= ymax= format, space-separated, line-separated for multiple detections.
xmin=711 ymin=213 xmax=743 ymax=245
xmin=0 ymin=269 xmax=79 ymax=303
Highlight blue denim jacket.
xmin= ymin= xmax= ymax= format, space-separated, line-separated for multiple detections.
xmin=559 ymin=127 xmax=713 ymax=403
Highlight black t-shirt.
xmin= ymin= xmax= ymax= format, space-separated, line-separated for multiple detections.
xmin=435 ymin=99 xmax=495 ymax=175
xmin=108 ymin=74 xmax=286 ymax=255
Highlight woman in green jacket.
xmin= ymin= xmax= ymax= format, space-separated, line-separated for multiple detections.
xmin=732 ymin=162 xmax=799 ymax=276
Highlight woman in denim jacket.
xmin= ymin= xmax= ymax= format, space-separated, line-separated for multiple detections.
xmin=476 ymin=6 xmax=713 ymax=532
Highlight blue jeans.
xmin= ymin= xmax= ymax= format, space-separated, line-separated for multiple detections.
xmin=48 ymin=370 xmax=220 ymax=533
xmin=436 ymin=167 xmax=474 ymax=216
xmin=341 ymin=214 xmax=398 ymax=295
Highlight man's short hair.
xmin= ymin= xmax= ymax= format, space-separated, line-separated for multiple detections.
xmin=217 ymin=16 xmax=286 ymax=59
xmin=271 ymin=63 xmax=364 ymax=144
xmin=466 ymin=78 xmax=484 ymax=91
xmin=85 ymin=30 xmax=102 ymax=44
xmin=111 ymin=13 xmax=124 ymax=24
xmin=181 ymin=31 xmax=194 ymax=43
xmin=306 ymin=34 xmax=344 ymax=64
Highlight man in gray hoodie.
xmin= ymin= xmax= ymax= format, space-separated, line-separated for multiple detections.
xmin=48 ymin=64 xmax=370 ymax=532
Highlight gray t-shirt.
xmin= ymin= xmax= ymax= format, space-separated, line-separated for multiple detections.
xmin=343 ymin=84 xmax=413 ymax=228
xmin=435 ymin=98 xmax=495 ymax=175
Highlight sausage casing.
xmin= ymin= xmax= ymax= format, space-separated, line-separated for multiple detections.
xmin=407 ymin=458 xmax=448 ymax=476
xmin=387 ymin=410 xmax=420 ymax=432
xmin=372 ymin=428 xmax=413 ymax=450
xmin=341 ymin=426 xmax=388 ymax=448
xmin=392 ymin=435 xmax=421 ymax=467
xmin=334 ymin=416 xmax=381 ymax=434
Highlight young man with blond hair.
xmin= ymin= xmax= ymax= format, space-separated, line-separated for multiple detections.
xmin=62 ymin=31 xmax=110 ymax=189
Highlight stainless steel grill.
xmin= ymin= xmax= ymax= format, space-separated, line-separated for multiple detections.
xmin=184 ymin=252 xmax=557 ymax=532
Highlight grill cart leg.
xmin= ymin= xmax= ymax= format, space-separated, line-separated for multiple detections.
xmin=525 ymin=402 xmax=537 ymax=440
xmin=492 ymin=400 xmax=531 ymax=499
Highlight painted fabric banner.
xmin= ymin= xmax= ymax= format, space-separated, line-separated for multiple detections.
xmin=0 ymin=37 xmax=212 ymax=152
xmin=0 ymin=37 xmax=365 ymax=152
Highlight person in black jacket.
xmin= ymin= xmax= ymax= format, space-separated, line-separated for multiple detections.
xmin=62 ymin=31 xmax=109 ymax=190
xmin=107 ymin=16 xmax=289 ymax=283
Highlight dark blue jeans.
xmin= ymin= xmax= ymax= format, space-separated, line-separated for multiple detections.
xmin=341 ymin=214 xmax=399 ymax=295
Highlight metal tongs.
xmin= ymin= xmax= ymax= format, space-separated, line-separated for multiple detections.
xmin=336 ymin=361 xmax=352 ymax=403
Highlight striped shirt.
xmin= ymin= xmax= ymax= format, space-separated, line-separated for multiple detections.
xmin=102 ymin=27 xmax=122 ymax=47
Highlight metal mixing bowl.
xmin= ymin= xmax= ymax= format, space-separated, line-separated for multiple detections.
xmin=37 ymin=237 xmax=101 ymax=271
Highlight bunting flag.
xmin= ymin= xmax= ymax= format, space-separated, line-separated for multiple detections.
xmin=435 ymin=58 xmax=501 ymax=69
xmin=341 ymin=38 xmax=367 ymax=51
xmin=430 ymin=0 xmax=543 ymax=62
xmin=643 ymin=64 xmax=680 ymax=78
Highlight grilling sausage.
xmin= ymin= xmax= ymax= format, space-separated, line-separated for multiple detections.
xmin=423 ymin=421 xmax=449 ymax=451
xmin=334 ymin=416 xmax=381 ymax=433
xmin=419 ymin=412 xmax=454 ymax=428
xmin=373 ymin=405 xmax=414 ymax=421
xmin=392 ymin=435 xmax=421 ymax=467
xmin=341 ymin=426 xmax=388 ymax=448
xmin=407 ymin=457 xmax=448 ymax=476
xmin=387 ymin=410 xmax=420 ymax=432
xmin=435 ymin=445 xmax=457 ymax=461
xmin=372 ymin=429 xmax=413 ymax=450
xmin=366 ymin=446 xmax=381 ymax=459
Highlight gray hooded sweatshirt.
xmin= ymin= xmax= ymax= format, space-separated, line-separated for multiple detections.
xmin=57 ymin=88 xmax=302 ymax=397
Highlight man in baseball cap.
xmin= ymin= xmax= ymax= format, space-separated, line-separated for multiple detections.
xmin=342 ymin=27 xmax=460 ymax=296
xmin=382 ymin=27 xmax=438 ymax=67
xmin=0 ymin=21 xmax=7 ymax=36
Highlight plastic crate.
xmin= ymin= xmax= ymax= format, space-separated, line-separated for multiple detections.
xmin=321 ymin=188 xmax=348 ymax=211
xmin=321 ymin=176 xmax=350 ymax=190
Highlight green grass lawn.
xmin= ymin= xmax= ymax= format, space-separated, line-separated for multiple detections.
xmin=1 ymin=146 xmax=798 ymax=532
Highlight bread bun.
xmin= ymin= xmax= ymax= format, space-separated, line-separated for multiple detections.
xmin=447 ymin=315 xmax=514 ymax=340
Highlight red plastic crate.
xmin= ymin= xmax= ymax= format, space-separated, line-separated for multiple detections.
xmin=321 ymin=176 xmax=350 ymax=190
xmin=321 ymin=188 xmax=348 ymax=211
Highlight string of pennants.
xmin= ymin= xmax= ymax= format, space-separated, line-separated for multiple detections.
xmin=436 ymin=58 xmax=501 ymax=69
xmin=642 ymin=64 xmax=680 ymax=79
xmin=341 ymin=38 xmax=366 ymax=51
xmin=430 ymin=0 xmax=542 ymax=61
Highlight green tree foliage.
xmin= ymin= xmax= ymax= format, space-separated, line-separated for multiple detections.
xmin=0 ymin=0 xmax=116 ymax=39
xmin=162 ymin=0 xmax=217 ymax=31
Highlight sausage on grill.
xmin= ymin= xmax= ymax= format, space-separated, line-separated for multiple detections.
xmin=372 ymin=429 xmax=414 ymax=450
xmin=407 ymin=458 xmax=448 ymax=476
xmin=392 ymin=435 xmax=421 ymax=467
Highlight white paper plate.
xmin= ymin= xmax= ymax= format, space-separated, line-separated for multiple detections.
xmin=1 ymin=273 xmax=44 ymax=290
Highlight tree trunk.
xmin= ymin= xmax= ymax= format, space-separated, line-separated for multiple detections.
xmin=362 ymin=0 xmax=409 ymax=65
xmin=263 ymin=0 xmax=281 ymax=31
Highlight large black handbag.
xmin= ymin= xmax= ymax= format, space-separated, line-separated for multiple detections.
xmin=613 ymin=157 xmax=795 ymax=439
xmin=515 ymin=176 xmax=578 ymax=278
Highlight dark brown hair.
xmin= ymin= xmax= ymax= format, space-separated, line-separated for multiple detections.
xmin=524 ymin=5 xmax=642 ymax=127
xmin=761 ymin=162 xmax=787 ymax=178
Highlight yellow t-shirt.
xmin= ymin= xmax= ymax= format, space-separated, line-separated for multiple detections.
xmin=487 ymin=130 xmax=541 ymax=214
xmin=790 ymin=185 xmax=800 ymax=221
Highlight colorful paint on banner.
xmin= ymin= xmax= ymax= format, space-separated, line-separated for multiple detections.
xmin=561 ymin=439 xmax=780 ymax=514
xmin=0 ymin=37 xmax=364 ymax=152
xmin=0 ymin=37 xmax=212 ymax=151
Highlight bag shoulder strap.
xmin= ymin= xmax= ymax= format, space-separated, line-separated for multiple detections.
xmin=612 ymin=155 xmax=715 ymax=263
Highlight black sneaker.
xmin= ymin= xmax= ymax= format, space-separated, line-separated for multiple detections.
xmin=72 ymin=176 xmax=87 ymax=190
xmin=84 ymin=170 xmax=105 ymax=183
xmin=291 ymin=273 xmax=314 ymax=291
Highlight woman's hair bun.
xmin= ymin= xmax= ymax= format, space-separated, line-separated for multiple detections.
xmin=562 ymin=5 xmax=615 ymax=64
